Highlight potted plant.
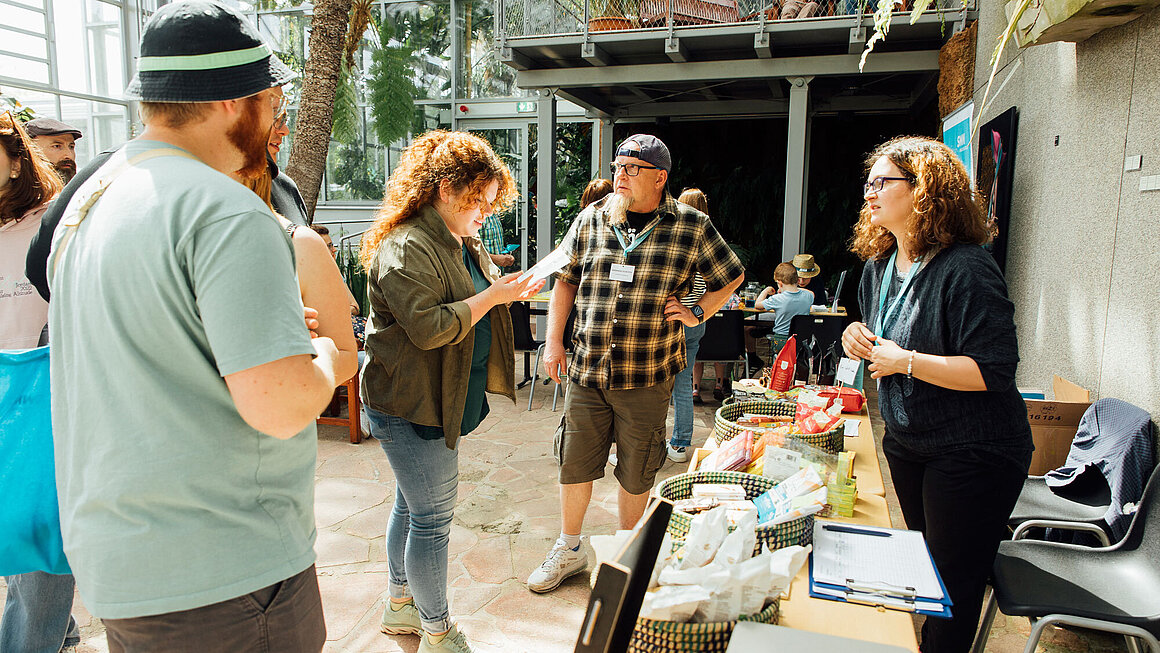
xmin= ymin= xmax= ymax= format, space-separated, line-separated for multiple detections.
xmin=588 ymin=0 xmax=639 ymax=30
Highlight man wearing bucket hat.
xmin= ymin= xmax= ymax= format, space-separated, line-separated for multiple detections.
xmin=527 ymin=134 xmax=745 ymax=593
xmin=46 ymin=2 xmax=343 ymax=650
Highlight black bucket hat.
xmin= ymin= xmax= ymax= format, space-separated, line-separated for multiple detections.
xmin=125 ymin=0 xmax=297 ymax=103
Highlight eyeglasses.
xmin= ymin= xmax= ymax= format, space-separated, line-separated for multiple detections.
xmin=273 ymin=110 xmax=288 ymax=130
xmin=609 ymin=161 xmax=660 ymax=177
xmin=863 ymin=176 xmax=912 ymax=195
xmin=269 ymin=93 xmax=289 ymax=117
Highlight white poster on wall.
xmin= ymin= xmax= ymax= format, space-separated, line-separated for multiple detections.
xmin=942 ymin=102 xmax=974 ymax=185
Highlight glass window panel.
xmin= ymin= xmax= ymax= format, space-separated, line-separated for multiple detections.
xmin=2 ymin=4 xmax=46 ymax=33
xmin=59 ymin=96 xmax=129 ymax=166
xmin=8 ymin=0 xmax=46 ymax=11
xmin=324 ymin=137 xmax=385 ymax=202
xmin=54 ymin=0 xmax=89 ymax=92
xmin=379 ymin=1 xmax=452 ymax=101
xmin=0 ymin=30 xmax=49 ymax=60
xmin=2 ymin=86 xmax=59 ymax=120
xmin=52 ymin=0 xmax=126 ymax=96
xmin=457 ymin=1 xmax=525 ymax=99
xmin=0 ymin=54 xmax=50 ymax=83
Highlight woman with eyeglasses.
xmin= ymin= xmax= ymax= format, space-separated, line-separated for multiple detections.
xmin=236 ymin=112 xmax=359 ymax=390
xmin=841 ymin=136 xmax=1031 ymax=653
xmin=358 ymin=130 xmax=542 ymax=653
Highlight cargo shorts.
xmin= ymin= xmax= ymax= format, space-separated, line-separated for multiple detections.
xmin=554 ymin=377 xmax=676 ymax=495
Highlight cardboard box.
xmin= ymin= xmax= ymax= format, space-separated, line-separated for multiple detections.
xmin=1024 ymin=376 xmax=1091 ymax=475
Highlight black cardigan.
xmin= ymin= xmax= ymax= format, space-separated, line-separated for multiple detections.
xmin=857 ymin=243 xmax=1032 ymax=456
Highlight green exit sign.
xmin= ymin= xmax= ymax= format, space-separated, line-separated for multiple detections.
xmin=516 ymin=101 xmax=537 ymax=113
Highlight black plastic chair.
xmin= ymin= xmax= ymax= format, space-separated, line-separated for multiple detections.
xmin=1008 ymin=398 xmax=1155 ymax=546
xmin=509 ymin=302 xmax=545 ymax=410
xmin=511 ymin=302 xmax=575 ymax=411
xmin=1007 ymin=473 xmax=1113 ymax=545
xmin=696 ymin=309 xmax=749 ymax=379
xmin=971 ymin=464 xmax=1160 ymax=653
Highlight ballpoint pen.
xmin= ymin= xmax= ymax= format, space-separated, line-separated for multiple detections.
xmin=822 ymin=524 xmax=891 ymax=537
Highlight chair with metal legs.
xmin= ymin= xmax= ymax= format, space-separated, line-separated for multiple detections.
xmin=971 ymin=464 xmax=1160 ymax=653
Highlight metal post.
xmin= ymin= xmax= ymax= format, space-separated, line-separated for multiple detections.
xmin=599 ymin=119 xmax=615 ymax=179
xmin=782 ymin=76 xmax=812 ymax=262
xmin=535 ymin=88 xmax=557 ymax=262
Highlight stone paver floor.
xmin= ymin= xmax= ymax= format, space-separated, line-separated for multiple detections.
xmin=1 ymin=367 xmax=1122 ymax=652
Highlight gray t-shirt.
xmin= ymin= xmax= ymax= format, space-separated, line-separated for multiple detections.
xmin=47 ymin=141 xmax=317 ymax=619
xmin=760 ymin=288 xmax=814 ymax=335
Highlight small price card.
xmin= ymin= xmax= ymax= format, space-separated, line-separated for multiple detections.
xmin=835 ymin=357 xmax=860 ymax=386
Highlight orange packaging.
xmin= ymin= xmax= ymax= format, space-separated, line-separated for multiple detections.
xmin=818 ymin=386 xmax=866 ymax=413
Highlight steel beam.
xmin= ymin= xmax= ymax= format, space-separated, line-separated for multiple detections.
xmin=516 ymin=51 xmax=939 ymax=89
xmin=754 ymin=31 xmax=771 ymax=58
xmin=665 ymin=38 xmax=688 ymax=63
xmin=581 ymin=41 xmax=614 ymax=66
xmin=783 ymin=76 xmax=812 ymax=262
xmin=536 ymin=89 xmax=557 ymax=266
xmin=500 ymin=46 xmax=533 ymax=71
xmin=615 ymin=99 xmax=790 ymax=118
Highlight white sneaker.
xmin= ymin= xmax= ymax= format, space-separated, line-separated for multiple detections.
xmin=667 ymin=442 xmax=689 ymax=463
xmin=527 ymin=538 xmax=588 ymax=593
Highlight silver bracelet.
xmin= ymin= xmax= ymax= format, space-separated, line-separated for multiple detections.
xmin=907 ymin=350 xmax=915 ymax=379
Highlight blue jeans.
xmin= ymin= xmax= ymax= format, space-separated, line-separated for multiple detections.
xmin=1 ymin=572 xmax=79 ymax=653
xmin=671 ymin=322 xmax=707 ymax=448
xmin=363 ymin=406 xmax=456 ymax=634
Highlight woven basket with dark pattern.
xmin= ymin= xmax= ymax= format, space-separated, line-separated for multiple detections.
xmin=714 ymin=399 xmax=844 ymax=454
xmin=627 ymin=600 xmax=780 ymax=653
xmin=655 ymin=470 xmax=814 ymax=556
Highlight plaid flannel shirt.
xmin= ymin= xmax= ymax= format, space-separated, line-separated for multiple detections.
xmin=556 ymin=193 xmax=745 ymax=390
xmin=478 ymin=212 xmax=505 ymax=254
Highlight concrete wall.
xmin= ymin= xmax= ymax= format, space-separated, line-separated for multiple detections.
xmin=971 ymin=3 xmax=1160 ymax=418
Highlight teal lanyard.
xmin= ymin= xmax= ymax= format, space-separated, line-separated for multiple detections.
xmin=874 ymin=250 xmax=923 ymax=339
xmin=612 ymin=223 xmax=657 ymax=254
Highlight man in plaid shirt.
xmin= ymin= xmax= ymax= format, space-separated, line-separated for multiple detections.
xmin=478 ymin=212 xmax=516 ymax=269
xmin=527 ymin=135 xmax=745 ymax=593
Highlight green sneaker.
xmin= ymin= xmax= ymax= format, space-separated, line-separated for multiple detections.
xmin=418 ymin=623 xmax=473 ymax=653
xmin=380 ymin=599 xmax=422 ymax=635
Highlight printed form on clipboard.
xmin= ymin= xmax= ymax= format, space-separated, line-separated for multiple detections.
xmin=808 ymin=521 xmax=953 ymax=618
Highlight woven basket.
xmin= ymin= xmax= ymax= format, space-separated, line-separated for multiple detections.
xmin=713 ymin=399 xmax=844 ymax=454
xmin=655 ymin=470 xmax=813 ymax=556
xmin=628 ymin=600 xmax=779 ymax=653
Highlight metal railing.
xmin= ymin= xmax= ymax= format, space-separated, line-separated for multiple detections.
xmin=497 ymin=0 xmax=964 ymax=39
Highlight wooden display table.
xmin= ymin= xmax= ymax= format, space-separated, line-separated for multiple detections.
xmin=687 ymin=405 xmax=918 ymax=651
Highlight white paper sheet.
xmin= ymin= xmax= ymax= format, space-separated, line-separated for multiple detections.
xmin=811 ymin=522 xmax=944 ymax=600
xmin=518 ymin=246 xmax=571 ymax=283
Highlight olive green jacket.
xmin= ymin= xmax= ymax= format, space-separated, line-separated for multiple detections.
xmin=361 ymin=204 xmax=516 ymax=450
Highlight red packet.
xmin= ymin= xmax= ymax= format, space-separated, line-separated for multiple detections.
xmin=769 ymin=335 xmax=797 ymax=391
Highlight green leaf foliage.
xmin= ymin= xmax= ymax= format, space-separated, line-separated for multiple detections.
xmin=368 ymin=20 xmax=420 ymax=147
xmin=331 ymin=65 xmax=361 ymax=144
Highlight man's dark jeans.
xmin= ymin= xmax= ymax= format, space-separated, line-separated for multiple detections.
xmin=102 ymin=565 xmax=325 ymax=653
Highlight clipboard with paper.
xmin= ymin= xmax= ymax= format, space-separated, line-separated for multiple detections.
xmin=807 ymin=521 xmax=952 ymax=618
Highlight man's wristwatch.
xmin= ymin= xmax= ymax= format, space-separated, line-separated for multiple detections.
xmin=691 ymin=305 xmax=705 ymax=323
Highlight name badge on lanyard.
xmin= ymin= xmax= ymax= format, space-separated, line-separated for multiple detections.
xmin=610 ymin=263 xmax=635 ymax=283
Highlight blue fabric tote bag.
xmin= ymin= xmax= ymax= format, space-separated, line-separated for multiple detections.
xmin=0 ymin=346 xmax=70 ymax=575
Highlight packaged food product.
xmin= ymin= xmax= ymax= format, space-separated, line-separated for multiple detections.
xmin=691 ymin=483 xmax=747 ymax=501
xmin=768 ymin=335 xmax=797 ymax=391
